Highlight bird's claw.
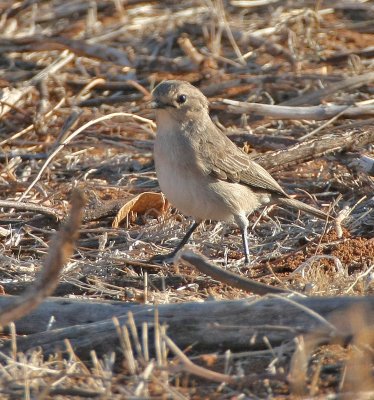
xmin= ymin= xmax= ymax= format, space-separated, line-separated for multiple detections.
xmin=149 ymin=252 xmax=176 ymax=264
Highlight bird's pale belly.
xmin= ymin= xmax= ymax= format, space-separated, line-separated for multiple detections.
xmin=155 ymin=160 xmax=261 ymax=222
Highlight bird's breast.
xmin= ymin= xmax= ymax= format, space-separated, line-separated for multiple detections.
xmin=154 ymin=128 xmax=206 ymax=217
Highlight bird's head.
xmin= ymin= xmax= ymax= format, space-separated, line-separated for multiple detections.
xmin=151 ymin=80 xmax=209 ymax=122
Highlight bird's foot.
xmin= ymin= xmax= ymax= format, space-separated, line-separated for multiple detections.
xmin=149 ymin=251 xmax=176 ymax=264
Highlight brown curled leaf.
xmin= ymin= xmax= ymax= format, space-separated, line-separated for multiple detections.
xmin=112 ymin=192 xmax=167 ymax=228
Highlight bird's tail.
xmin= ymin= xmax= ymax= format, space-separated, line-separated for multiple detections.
xmin=277 ymin=197 xmax=331 ymax=220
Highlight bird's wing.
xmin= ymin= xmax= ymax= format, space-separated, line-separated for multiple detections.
xmin=202 ymin=128 xmax=287 ymax=197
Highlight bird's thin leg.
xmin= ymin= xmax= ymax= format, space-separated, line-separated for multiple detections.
xmin=241 ymin=226 xmax=250 ymax=265
xmin=171 ymin=220 xmax=201 ymax=255
xmin=235 ymin=214 xmax=250 ymax=265
xmin=151 ymin=220 xmax=201 ymax=263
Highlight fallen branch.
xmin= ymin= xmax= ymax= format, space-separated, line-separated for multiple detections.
xmin=0 ymin=200 xmax=60 ymax=221
xmin=178 ymin=250 xmax=291 ymax=295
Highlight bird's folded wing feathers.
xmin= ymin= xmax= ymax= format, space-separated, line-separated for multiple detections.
xmin=204 ymin=135 xmax=287 ymax=196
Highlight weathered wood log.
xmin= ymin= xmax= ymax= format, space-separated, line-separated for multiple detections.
xmin=1 ymin=296 xmax=373 ymax=358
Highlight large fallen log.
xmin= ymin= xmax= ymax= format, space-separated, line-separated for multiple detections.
xmin=1 ymin=295 xmax=372 ymax=358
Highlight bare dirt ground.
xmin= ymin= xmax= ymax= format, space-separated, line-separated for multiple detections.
xmin=0 ymin=0 xmax=373 ymax=398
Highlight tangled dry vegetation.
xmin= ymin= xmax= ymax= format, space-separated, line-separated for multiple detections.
xmin=0 ymin=0 xmax=373 ymax=398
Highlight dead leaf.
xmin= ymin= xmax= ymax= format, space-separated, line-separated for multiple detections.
xmin=112 ymin=192 xmax=167 ymax=228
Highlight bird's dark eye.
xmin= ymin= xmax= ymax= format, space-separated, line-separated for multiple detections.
xmin=176 ymin=94 xmax=187 ymax=104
